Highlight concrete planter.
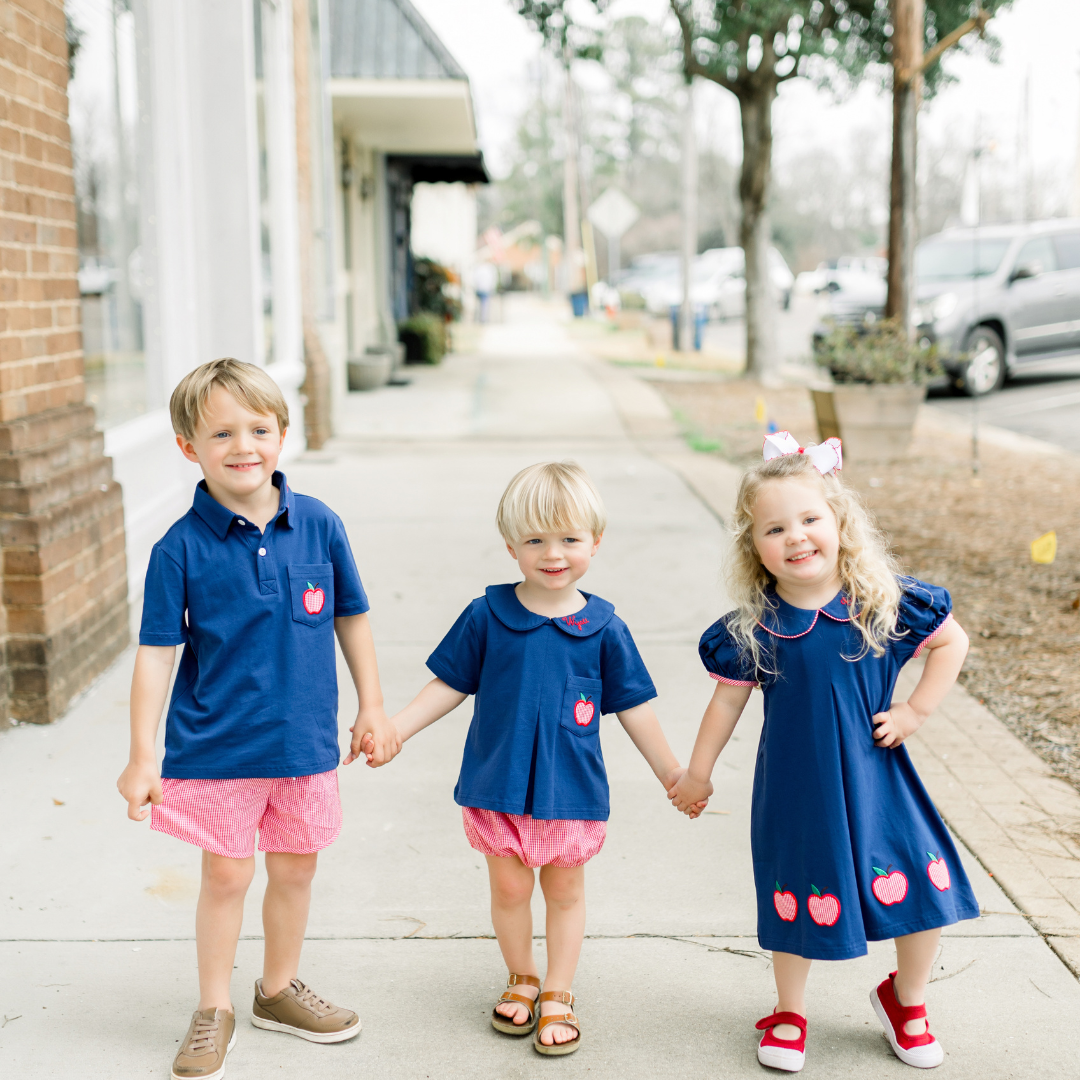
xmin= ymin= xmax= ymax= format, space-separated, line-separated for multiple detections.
xmin=811 ymin=383 xmax=926 ymax=463
xmin=346 ymin=353 xmax=392 ymax=391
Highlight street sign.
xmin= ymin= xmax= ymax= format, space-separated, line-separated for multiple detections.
xmin=586 ymin=188 xmax=640 ymax=239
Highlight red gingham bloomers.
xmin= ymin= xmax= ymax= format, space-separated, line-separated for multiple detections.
xmin=462 ymin=807 xmax=606 ymax=868
xmin=151 ymin=770 xmax=342 ymax=859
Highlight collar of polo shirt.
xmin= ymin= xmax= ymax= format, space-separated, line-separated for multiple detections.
xmin=192 ymin=471 xmax=295 ymax=538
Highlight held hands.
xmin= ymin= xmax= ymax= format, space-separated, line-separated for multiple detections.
xmin=664 ymin=766 xmax=712 ymax=819
xmin=872 ymin=700 xmax=926 ymax=749
xmin=116 ymin=761 xmax=163 ymax=821
xmin=344 ymin=705 xmax=401 ymax=767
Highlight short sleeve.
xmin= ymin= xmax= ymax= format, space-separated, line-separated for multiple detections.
xmin=895 ymin=578 xmax=953 ymax=661
xmin=427 ymin=604 xmax=484 ymax=695
xmin=328 ymin=513 xmax=369 ymax=616
xmin=598 ymin=620 xmax=656 ymax=715
xmin=139 ymin=544 xmax=188 ymax=646
xmin=698 ymin=615 xmax=758 ymax=687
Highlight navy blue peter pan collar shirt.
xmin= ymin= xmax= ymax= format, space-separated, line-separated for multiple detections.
xmin=427 ymin=584 xmax=656 ymax=821
xmin=139 ymin=473 xmax=369 ymax=779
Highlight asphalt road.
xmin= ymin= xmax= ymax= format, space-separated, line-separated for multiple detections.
xmin=928 ymin=364 xmax=1080 ymax=452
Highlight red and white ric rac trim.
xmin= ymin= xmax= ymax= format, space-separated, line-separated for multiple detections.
xmin=912 ymin=612 xmax=953 ymax=659
xmin=763 ymin=430 xmax=842 ymax=475
xmin=708 ymin=671 xmax=758 ymax=687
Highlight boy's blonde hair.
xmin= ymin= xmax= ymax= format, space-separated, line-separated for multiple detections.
xmin=727 ymin=452 xmax=902 ymax=673
xmin=170 ymin=357 xmax=289 ymax=441
xmin=496 ymin=461 xmax=607 ymax=544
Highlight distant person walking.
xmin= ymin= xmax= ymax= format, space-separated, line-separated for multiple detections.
xmin=671 ymin=432 xmax=978 ymax=1073
xmin=474 ymin=260 xmax=498 ymax=323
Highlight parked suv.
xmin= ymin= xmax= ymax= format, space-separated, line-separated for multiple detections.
xmin=914 ymin=219 xmax=1080 ymax=395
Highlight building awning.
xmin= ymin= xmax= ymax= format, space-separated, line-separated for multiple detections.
xmin=388 ymin=153 xmax=489 ymax=185
xmin=331 ymin=78 xmax=477 ymax=154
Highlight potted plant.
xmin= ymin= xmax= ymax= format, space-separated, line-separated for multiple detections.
xmin=811 ymin=318 xmax=939 ymax=463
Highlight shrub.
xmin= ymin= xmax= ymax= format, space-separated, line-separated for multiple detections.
xmin=398 ymin=313 xmax=446 ymax=364
xmin=814 ymin=318 xmax=940 ymax=385
xmin=413 ymin=258 xmax=462 ymax=321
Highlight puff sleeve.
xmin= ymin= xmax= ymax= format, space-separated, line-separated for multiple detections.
xmin=894 ymin=578 xmax=953 ymax=663
xmin=698 ymin=614 xmax=759 ymax=687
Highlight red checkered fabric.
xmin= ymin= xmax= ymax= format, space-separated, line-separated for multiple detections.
xmin=151 ymin=770 xmax=342 ymax=859
xmin=462 ymin=806 xmax=606 ymax=868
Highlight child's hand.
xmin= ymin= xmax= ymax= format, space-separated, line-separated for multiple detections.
xmin=668 ymin=771 xmax=713 ymax=815
xmin=660 ymin=766 xmax=708 ymax=819
xmin=344 ymin=707 xmax=401 ymax=766
xmin=116 ymin=761 xmax=163 ymax=821
xmin=871 ymin=700 xmax=926 ymax=749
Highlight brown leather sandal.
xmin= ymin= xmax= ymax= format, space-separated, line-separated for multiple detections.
xmin=491 ymin=973 xmax=541 ymax=1035
xmin=533 ymin=990 xmax=581 ymax=1056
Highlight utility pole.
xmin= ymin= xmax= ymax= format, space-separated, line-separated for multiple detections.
xmin=1017 ymin=71 xmax=1030 ymax=222
xmin=679 ymin=76 xmax=697 ymax=351
xmin=561 ymin=43 xmax=584 ymax=300
xmin=885 ymin=0 xmax=923 ymax=332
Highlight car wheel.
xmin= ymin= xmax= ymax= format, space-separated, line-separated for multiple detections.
xmin=957 ymin=326 xmax=1006 ymax=396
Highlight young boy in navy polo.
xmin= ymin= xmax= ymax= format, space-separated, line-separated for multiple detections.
xmin=362 ymin=461 xmax=702 ymax=1056
xmin=117 ymin=358 xmax=400 ymax=1080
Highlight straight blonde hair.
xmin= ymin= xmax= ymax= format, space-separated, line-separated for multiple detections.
xmin=727 ymin=452 xmax=902 ymax=674
xmin=170 ymin=357 xmax=289 ymax=441
xmin=496 ymin=461 xmax=607 ymax=544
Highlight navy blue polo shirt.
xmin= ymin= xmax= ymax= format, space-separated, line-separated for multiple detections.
xmin=139 ymin=472 xmax=369 ymax=779
xmin=427 ymin=584 xmax=656 ymax=821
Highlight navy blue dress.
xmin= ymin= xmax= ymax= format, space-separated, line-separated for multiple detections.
xmin=699 ymin=578 xmax=980 ymax=960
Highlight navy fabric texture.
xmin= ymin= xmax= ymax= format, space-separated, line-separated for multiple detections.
xmin=428 ymin=584 xmax=656 ymax=821
xmin=140 ymin=473 xmax=368 ymax=779
xmin=699 ymin=577 xmax=979 ymax=960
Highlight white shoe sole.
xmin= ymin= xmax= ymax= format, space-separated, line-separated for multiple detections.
xmin=172 ymin=1027 xmax=236 ymax=1080
xmin=251 ymin=1013 xmax=361 ymax=1043
xmin=870 ymin=988 xmax=944 ymax=1068
xmin=757 ymin=1042 xmax=805 ymax=1072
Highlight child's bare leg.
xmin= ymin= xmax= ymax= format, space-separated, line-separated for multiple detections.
xmin=262 ymin=852 xmax=318 ymax=995
xmin=537 ymin=864 xmax=586 ymax=1046
xmin=196 ymin=851 xmax=256 ymax=1010
xmin=893 ymin=927 xmax=941 ymax=1036
xmin=487 ymin=854 xmax=539 ymax=1025
xmin=771 ymin=951 xmax=812 ymax=1039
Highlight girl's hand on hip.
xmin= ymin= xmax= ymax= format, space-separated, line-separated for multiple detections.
xmin=668 ymin=772 xmax=712 ymax=815
xmin=872 ymin=700 xmax=925 ymax=749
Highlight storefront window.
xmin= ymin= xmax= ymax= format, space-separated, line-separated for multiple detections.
xmin=253 ymin=0 xmax=275 ymax=364
xmin=68 ymin=0 xmax=145 ymax=429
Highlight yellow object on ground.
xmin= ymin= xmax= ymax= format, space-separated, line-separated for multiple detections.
xmin=754 ymin=396 xmax=766 ymax=424
xmin=1031 ymin=531 xmax=1057 ymax=564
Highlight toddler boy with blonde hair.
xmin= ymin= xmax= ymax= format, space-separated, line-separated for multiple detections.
xmin=117 ymin=357 xmax=399 ymax=1079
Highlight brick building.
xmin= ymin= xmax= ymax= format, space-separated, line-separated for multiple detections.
xmin=0 ymin=0 xmax=128 ymax=726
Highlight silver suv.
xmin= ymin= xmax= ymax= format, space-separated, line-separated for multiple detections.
xmin=914 ymin=219 xmax=1080 ymax=395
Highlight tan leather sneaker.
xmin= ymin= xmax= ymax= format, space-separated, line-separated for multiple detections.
xmin=251 ymin=979 xmax=361 ymax=1043
xmin=172 ymin=1008 xmax=236 ymax=1080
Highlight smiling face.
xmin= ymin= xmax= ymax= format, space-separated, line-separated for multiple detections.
xmin=751 ymin=477 xmax=841 ymax=603
xmin=176 ymin=384 xmax=285 ymax=504
xmin=507 ymin=528 xmax=601 ymax=596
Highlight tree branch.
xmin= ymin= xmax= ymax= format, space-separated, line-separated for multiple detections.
xmin=897 ymin=8 xmax=992 ymax=86
xmin=668 ymin=0 xmax=739 ymax=94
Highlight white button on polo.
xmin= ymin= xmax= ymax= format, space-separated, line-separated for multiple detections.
xmin=258 ymin=548 xmax=266 ymax=556
xmin=238 ymin=519 xmax=245 ymax=526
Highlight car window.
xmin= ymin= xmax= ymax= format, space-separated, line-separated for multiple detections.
xmin=1014 ymin=237 xmax=1058 ymax=276
xmin=915 ymin=238 xmax=1011 ymax=280
xmin=1053 ymin=231 xmax=1080 ymax=270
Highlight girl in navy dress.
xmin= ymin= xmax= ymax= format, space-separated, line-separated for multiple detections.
xmin=670 ymin=432 xmax=979 ymax=1072
xmin=366 ymin=462 xmax=695 ymax=1055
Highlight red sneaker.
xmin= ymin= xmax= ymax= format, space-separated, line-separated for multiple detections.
xmin=870 ymin=971 xmax=944 ymax=1069
xmin=755 ymin=1011 xmax=806 ymax=1072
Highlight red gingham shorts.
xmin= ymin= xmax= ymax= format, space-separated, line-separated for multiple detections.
xmin=462 ymin=807 xmax=606 ymax=868
xmin=150 ymin=770 xmax=342 ymax=859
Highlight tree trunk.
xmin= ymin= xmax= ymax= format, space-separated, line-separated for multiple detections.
xmin=679 ymin=76 xmax=697 ymax=351
xmin=885 ymin=0 xmax=923 ymax=330
xmin=738 ymin=81 xmax=778 ymax=380
xmin=561 ymin=51 xmax=585 ymax=296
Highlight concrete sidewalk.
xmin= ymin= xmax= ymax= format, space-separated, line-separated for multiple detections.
xmin=1 ymin=296 xmax=1078 ymax=1078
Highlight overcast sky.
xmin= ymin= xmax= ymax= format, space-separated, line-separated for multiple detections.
xmin=412 ymin=0 xmax=1080 ymax=201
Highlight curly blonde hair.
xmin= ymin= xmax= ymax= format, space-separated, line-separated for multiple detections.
xmin=726 ymin=452 xmax=901 ymax=674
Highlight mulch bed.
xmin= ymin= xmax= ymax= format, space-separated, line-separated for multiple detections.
xmin=653 ymin=376 xmax=1080 ymax=793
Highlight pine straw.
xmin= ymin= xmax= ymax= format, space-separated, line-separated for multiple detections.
xmin=653 ymin=377 xmax=1080 ymax=793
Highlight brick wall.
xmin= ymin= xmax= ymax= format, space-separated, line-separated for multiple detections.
xmin=0 ymin=0 xmax=128 ymax=725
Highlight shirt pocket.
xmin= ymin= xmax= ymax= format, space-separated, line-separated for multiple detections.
xmin=560 ymin=675 xmax=602 ymax=737
xmin=287 ymin=564 xmax=334 ymax=628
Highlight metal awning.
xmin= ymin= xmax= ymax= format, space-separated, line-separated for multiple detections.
xmin=387 ymin=153 xmax=489 ymax=184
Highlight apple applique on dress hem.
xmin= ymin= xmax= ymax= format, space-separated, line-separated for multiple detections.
xmin=926 ymin=852 xmax=951 ymax=892
xmin=807 ymin=884 xmax=841 ymax=926
xmin=871 ymin=865 xmax=908 ymax=905
xmin=773 ymin=882 xmax=797 ymax=922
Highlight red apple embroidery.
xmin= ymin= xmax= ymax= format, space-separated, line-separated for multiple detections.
xmin=926 ymin=851 xmax=951 ymax=892
xmin=573 ymin=694 xmax=594 ymax=726
xmin=303 ymin=581 xmax=325 ymax=615
xmin=871 ymin=865 xmax=908 ymax=905
xmin=807 ymin=884 xmax=841 ymax=926
xmin=773 ymin=882 xmax=797 ymax=922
